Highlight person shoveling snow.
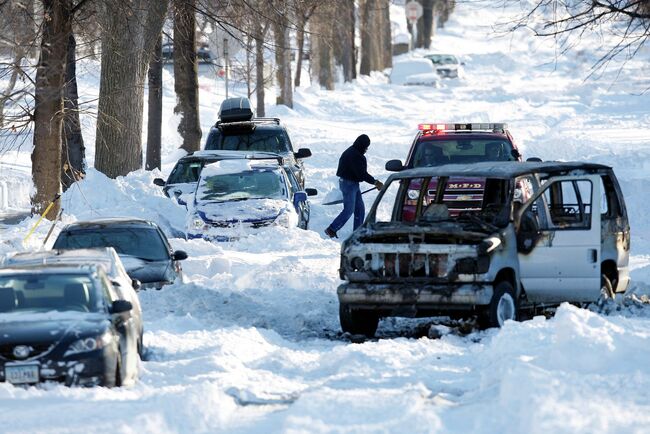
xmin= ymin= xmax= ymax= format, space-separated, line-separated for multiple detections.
xmin=324 ymin=134 xmax=383 ymax=239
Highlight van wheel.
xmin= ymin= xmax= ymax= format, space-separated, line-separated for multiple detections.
xmin=339 ymin=304 xmax=379 ymax=337
xmin=480 ymin=281 xmax=518 ymax=329
xmin=597 ymin=275 xmax=615 ymax=309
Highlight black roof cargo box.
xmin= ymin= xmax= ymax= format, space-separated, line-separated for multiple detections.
xmin=218 ymin=97 xmax=253 ymax=123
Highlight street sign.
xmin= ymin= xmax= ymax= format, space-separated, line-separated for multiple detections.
xmin=405 ymin=1 xmax=423 ymax=24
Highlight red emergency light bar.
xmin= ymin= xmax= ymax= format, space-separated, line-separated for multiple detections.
xmin=418 ymin=123 xmax=508 ymax=133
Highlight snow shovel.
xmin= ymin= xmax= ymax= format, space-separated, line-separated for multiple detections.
xmin=322 ymin=187 xmax=377 ymax=206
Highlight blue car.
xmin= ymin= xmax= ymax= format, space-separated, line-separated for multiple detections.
xmin=186 ymin=159 xmax=316 ymax=241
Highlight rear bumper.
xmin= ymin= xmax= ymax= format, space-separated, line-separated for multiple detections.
xmin=338 ymin=281 xmax=493 ymax=310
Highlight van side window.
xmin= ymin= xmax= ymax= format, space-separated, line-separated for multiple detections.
xmin=601 ymin=175 xmax=622 ymax=218
xmin=541 ymin=180 xmax=592 ymax=230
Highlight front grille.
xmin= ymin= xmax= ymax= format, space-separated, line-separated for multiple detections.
xmin=0 ymin=343 xmax=54 ymax=361
xmin=379 ymin=253 xmax=448 ymax=278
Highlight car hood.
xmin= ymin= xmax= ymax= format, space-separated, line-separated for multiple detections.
xmin=118 ymin=255 xmax=172 ymax=283
xmin=0 ymin=311 xmax=109 ymax=346
xmin=353 ymin=223 xmax=489 ymax=244
xmin=193 ymin=198 xmax=289 ymax=224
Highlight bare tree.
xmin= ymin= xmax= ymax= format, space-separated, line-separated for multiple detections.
xmin=94 ymin=0 xmax=168 ymax=178
xmin=293 ymin=1 xmax=320 ymax=87
xmin=173 ymin=0 xmax=201 ymax=153
xmin=146 ymin=33 xmax=163 ymax=171
xmin=359 ymin=0 xmax=391 ymax=75
xmin=505 ymin=0 xmax=650 ymax=78
xmin=271 ymin=1 xmax=293 ymax=107
xmin=332 ymin=0 xmax=356 ymax=82
xmin=32 ymin=0 xmax=72 ymax=216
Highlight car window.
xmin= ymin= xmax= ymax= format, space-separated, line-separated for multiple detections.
xmin=205 ymin=128 xmax=290 ymax=153
xmin=540 ymin=179 xmax=592 ymax=230
xmin=0 ymin=273 xmax=101 ymax=313
xmin=168 ymin=160 xmax=204 ymax=184
xmin=196 ymin=169 xmax=286 ymax=203
xmin=54 ymin=228 xmax=170 ymax=261
xmin=411 ymin=139 xmax=515 ymax=168
xmin=374 ymin=179 xmax=402 ymax=223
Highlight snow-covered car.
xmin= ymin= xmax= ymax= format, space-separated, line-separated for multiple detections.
xmin=186 ymin=159 xmax=317 ymax=241
xmin=0 ymin=265 xmax=139 ymax=387
xmin=404 ymin=72 xmax=441 ymax=87
xmin=52 ymin=218 xmax=187 ymax=290
xmin=0 ymin=248 xmax=145 ymax=356
xmin=337 ymin=161 xmax=630 ymax=336
xmin=423 ymin=53 xmax=465 ymax=79
xmin=153 ymin=150 xmax=285 ymax=206
xmin=389 ymin=58 xmax=437 ymax=85
xmin=204 ymin=97 xmax=312 ymax=188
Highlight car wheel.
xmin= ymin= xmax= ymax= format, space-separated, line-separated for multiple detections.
xmin=137 ymin=333 xmax=144 ymax=358
xmin=480 ymin=281 xmax=518 ymax=329
xmin=339 ymin=303 xmax=379 ymax=337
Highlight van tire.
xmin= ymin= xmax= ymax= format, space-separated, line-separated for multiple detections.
xmin=480 ymin=281 xmax=518 ymax=329
xmin=339 ymin=304 xmax=379 ymax=337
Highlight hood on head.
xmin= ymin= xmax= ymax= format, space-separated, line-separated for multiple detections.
xmin=353 ymin=134 xmax=370 ymax=153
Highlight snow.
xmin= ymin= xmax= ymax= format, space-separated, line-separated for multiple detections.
xmin=1 ymin=1 xmax=650 ymax=433
xmin=201 ymin=159 xmax=254 ymax=176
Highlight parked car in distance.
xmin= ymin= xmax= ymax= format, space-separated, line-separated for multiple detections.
xmin=337 ymin=161 xmax=629 ymax=336
xmin=52 ymin=218 xmax=187 ymax=290
xmin=0 ymin=264 xmax=139 ymax=387
xmin=423 ymin=53 xmax=464 ymax=79
xmin=187 ymin=159 xmax=317 ymax=241
xmin=153 ymin=150 xmax=285 ymax=206
xmin=204 ymin=97 xmax=312 ymax=188
xmin=389 ymin=58 xmax=437 ymax=85
xmin=0 ymin=248 xmax=145 ymax=356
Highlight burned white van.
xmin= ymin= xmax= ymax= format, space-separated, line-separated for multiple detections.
xmin=337 ymin=162 xmax=630 ymax=336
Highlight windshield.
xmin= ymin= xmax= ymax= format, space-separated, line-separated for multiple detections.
xmin=53 ymin=228 xmax=169 ymax=261
xmin=205 ymin=128 xmax=290 ymax=153
xmin=167 ymin=160 xmax=204 ymax=184
xmin=426 ymin=54 xmax=458 ymax=65
xmin=196 ymin=169 xmax=285 ymax=203
xmin=411 ymin=138 xmax=516 ymax=168
xmin=372 ymin=176 xmax=510 ymax=231
xmin=0 ymin=273 xmax=101 ymax=313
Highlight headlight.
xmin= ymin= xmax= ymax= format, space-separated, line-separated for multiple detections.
xmin=274 ymin=211 xmax=291 ymax=227
xmin=65 ymin=332 xmax=113 ymax=356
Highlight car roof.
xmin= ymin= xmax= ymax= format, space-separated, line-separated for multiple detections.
xmin=2 ymin=248 xmax=117 ymax=265
xmin=61 ymin=217 xmax=160 ymax=230
xmin=179 ymin=150 xmax=284 ymax=162
xmin=388 ymin=161 xmax=612 ymax=181
xmin=0 ymin=263 xmax=102 ymax=276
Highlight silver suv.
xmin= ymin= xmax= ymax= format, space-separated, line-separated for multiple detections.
xmin=337 ymin=161 xmax=630 ymax=336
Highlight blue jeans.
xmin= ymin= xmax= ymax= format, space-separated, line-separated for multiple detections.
xmin=329 ymin=178 xmax=365 ymax=232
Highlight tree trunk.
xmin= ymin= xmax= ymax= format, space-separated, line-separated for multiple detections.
xmin=381 ymin=0 xmax=392 ymax=69
xmin=173 ymin=0 xmax=201 ymax=153
xmin=273 ymin=15 xmax=292 ymax=107
xmin=334 ymin=0 xmax=355 ymax=82
xmin=417 ymin=0 xmax=434 ymax=48
xmin=360 ymin=0 xmax=381 ymax=76
xmin=255 ymin=25 xmax=266 ymax=117
xmin=94 ymin=0 xmax=168 ymax=178
xmin=61 ymin=32 xmax=85 ymax=192
xmin=0 ymin=47 xmax=25 ymax=128
xmin=146 ymin=34 xmax=163 ymax=171
xmin=350 ymin=2 xmax=356 ymax=81
xmin=294 ymin=18 xmax=305 ymax=88
xmin=32 ymin=0 xmax=71 ymax=217
xmin=311 ymin=10 xmax=334 ymax=90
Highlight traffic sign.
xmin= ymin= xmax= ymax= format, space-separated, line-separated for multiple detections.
xmin=405 ymin=1 xmax=423 ymax=24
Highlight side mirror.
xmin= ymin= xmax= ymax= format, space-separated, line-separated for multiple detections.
xmin=131 ymin=279 xmax=141 ymax=291
xmin=305 ymin=188 xmax=318 ymax=196
xmin=294 ymin=148 xmax=312 ymax=159
xmin=110 ymin=300 xmax=132 ymax=314
xmin=153 ymin=178 xmax=166 ymax=187
xmin=172 ymin=250 xmax=188 ymax=261
xmin=526 ymin=157 xmax=542 ymax=162
xmin=385 ymin=159 xmax=404 ymax=172
xmin=293 ymin=191 xmax=308 ymax=204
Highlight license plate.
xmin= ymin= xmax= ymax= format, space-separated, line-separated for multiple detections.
xmin=5 ymin=364 xmax=40 ymax=384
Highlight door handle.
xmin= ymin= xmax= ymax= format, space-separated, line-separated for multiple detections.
xmin=588 ymin=249 xmax=597 ymax=263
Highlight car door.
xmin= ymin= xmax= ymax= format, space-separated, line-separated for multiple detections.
xmin=517 ymin=174 xmax=601 ymax=303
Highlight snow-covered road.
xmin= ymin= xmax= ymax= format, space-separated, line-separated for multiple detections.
xmin=2 ymin=1 xmax=650 ymax=433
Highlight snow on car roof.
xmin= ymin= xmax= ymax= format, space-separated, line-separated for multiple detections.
xmin=201 ymin=159 xmax=280 ymax=177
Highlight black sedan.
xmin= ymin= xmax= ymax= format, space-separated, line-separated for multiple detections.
xmin=0 ymin=265 xmax=139 ymax=387
xmin=53 ymin=218 xmax=188 ymax=290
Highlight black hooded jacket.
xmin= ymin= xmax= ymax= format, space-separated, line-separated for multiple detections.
xmin=336 ymin=135 xmax=376 ymax=184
